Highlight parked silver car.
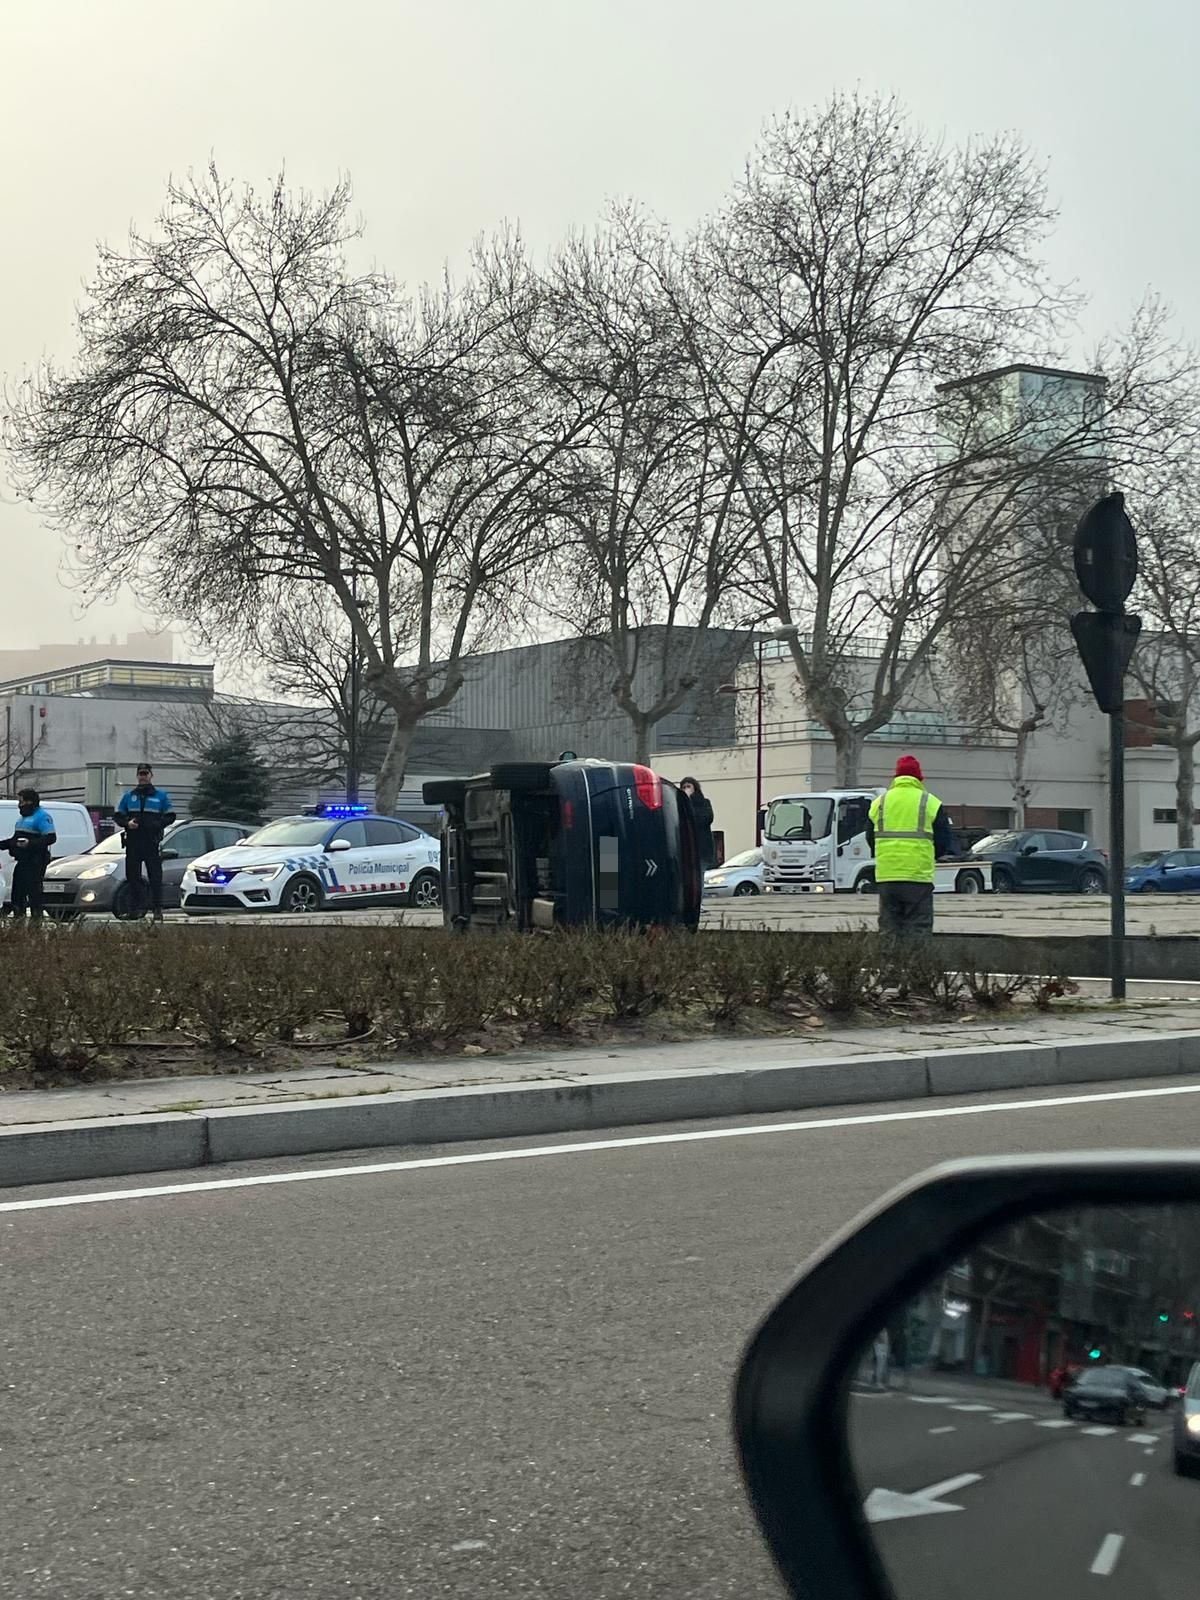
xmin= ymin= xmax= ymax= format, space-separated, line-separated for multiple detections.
xmin=42 ymin=818 xmax=255 ymax=919
xmin=703 ymin=846 xmax=764 ymax=897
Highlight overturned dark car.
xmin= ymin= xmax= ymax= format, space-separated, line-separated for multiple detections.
xmin=422 ymin=760 xmax=702 ymax=933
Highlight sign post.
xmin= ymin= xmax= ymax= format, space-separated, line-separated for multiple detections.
xmin=1069 ymin=492 xmax=1140 ymax=1000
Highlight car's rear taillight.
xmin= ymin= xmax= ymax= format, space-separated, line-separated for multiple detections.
xmin=632 ymin=766 xmax=663 ymax=810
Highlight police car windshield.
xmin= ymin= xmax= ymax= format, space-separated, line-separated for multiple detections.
xmin=90 ymin=833 xmax=127 ymax=855
xmin=243 ymin=819 xmax=332 ymax=848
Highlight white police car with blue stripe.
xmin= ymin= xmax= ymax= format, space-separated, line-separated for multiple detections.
xmin=181 ymin=806 xmax=441 ymax=915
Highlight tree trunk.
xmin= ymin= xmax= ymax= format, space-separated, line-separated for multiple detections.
xmin=1013 ymin=725 xmax=1032 ymax=828
xmin=631 ymin=713 xmax=651 ymax=766
xmin=1176 ymin=740 xmax=1195 ymax=848
xmin=374 ymin=714 xmax=415 ymax=817
xmin=834 ymin=728 xmax=864 ymax=786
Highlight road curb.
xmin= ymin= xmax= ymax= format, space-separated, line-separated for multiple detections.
xmin=2 ymin=1029 xmax=1199 ymax=1188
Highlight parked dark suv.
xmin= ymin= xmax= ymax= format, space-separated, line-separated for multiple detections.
xmin=969 ymin=829 xmax=1108 ymax=894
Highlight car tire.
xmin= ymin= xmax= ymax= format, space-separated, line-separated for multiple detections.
xmin=1175 ymin=1450 xmax=1195 ymax=1477
xmin=112 ymin=882 xmax=148 ymax=921
xmin=488 ymin=762 xmax=558 ymax=792
xmin=733 ymin=880 xmax=761 ymax=897
xmin=992 ymin=866 xmax=1016 ymax=894
xmin=1078 ymin=867 xmax=1106 ymax=895
xmin=955 ymin=870 xmax=984 ymax=895
xmin=408 ymin=869 xmax=441 ymax=910
xmin=422 ymin=779 xmax=467 ymax=808
xmin=279 ymin=873 xmax=324 ymax=915
xmin=854 ymin=871 xmax=877 ymax=895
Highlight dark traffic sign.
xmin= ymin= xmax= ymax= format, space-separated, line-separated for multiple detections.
xmin=1073 ymin=492 xmax=1138 ymax=612
xmin=1070 ymin=611 xmax=1142 ymax=714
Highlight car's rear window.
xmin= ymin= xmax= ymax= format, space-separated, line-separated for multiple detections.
xmin=1075 ymin=1367 xmax=1125 ymax=1388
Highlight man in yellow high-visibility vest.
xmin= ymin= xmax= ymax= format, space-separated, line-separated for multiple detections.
xmin=866 ymin=756 xmax=956 ymax=938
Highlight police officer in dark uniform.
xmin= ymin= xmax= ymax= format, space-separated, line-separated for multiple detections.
xmin=114 ymin=764 xmax=176 ymax=922
xmin=0 ymin=788 xmax=57 ymax=922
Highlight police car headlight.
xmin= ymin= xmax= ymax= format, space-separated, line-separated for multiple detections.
xmin=79 ymin=863 xmax=119 ymax=880
xmin=243 ymin=865 xmax=283 ymax=880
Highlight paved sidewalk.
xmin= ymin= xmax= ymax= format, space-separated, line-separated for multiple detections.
xmin=4 ymin=989 xmax=1200 ymax=1128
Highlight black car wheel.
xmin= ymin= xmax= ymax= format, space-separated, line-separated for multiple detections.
xmin=279 ymin=874 xmax=324 ymax=915
xmin=992 ymin=866 xmax=1016 ymax=894
xmin=733 ymin=880 xmax=761 ymax=897
xmin=408 ymin=869 xmax=441 ymax=910
xmin=112 ymin=881 xmax=149 ymax=921
xmin=1078 ymin=867 xmax=1106 ymax=895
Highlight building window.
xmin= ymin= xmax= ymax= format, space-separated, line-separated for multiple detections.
xmin=1056 ymin=810 xmax=1088 ymax=834
xmin=1153 ymin=807 xmax=1200 ymax=826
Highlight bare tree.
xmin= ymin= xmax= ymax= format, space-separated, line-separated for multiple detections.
xmin=4 ymin=170 xmax=583 ymax=814
xmin=1128 ymin=469 xmax=1200 ymax=846
xmin=685 ymin=96 xmax=1191 ymax=783
xmin=520 ymin=210 xmax=754 ymax=762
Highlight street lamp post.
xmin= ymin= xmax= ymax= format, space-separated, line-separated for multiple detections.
xmin=716 ymin=625 xmax=799 ymax=847
xmin=341 ymin=567 xmax=362 ymax=806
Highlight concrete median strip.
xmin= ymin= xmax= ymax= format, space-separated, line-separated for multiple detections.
xmin=4 ymin=1023 xmax=1200 ymax=1188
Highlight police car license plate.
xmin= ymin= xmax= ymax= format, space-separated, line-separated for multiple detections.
xmin=41 ymin=883 xmax=67 ymax=895
xmin=194 ymin=885 xmax=226 ymax=895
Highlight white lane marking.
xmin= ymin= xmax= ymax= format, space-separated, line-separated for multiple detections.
xmin=950 ymin=1404 xmax=994 ymax=1413
xmin=1038 ymin=1419 xmax=1075 ymax=1429
xmin=1131 ymin=1472 xmax=1146 ymax=1487
xmin=909 ymin=1396 xmax=954 ymax=1405
xmin=863 ymin=1473 xmax=982 ymax=1524
xmin=1090 ymin=1533 xmax=1124 ymax=1576
xmin=929 ymin=1426 xmax=956 ymax=1435
xmin=5 ymin=1078 xmax=1200 ymax=1214
xmin=991 ymin=1411 xmax=1034 ymax=1423
xmin=1084 ymin=1426 xmax=1117 ymax=1436
xmin=1129 ymin=1433 xmax=1158 ymax=1445
xmin=921 ymin=1473 xmax=983 ymax=1499
xmin=1144 ymin=1447 xmax=1156 ymax=1456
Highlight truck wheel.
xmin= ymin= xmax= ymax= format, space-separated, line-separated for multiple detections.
xmin=854 ymin=872 xmax=876 ymax=895
xmin=955 ymin=870 xmax=984 ymax=895
xmin=488 ymin=762 xmax=557 ymax=792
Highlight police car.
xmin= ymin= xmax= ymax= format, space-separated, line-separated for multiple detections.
xmin=180 ymin=806 xmax=441 ymax=915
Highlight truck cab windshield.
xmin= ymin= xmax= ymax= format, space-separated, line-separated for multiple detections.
xmin=764 ymin=797 xmax=833 ymax=842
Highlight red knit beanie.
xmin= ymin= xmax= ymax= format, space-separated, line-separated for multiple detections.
xmin=895 ymin=755 xmax=923 ymax=781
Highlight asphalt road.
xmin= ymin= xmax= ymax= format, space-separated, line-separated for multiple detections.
xmin=853 ymin=1379 xmax=1192 ymax=1597
xmin=4 ymin=1077 xmax=1200 ymax=1598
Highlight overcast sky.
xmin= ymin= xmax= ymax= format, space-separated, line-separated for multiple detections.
xmin=2 ymin=0 xmax=1196 ymax=658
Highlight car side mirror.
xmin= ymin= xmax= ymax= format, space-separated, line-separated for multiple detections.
xmin=160 ymin=848 xmax=179 ymax=861
xmin=1162 ymin=862 xmax=1174 ymax=872
xmin=326 ymin=838 xmax=352 ymax=854
xmin=734 ymin=1156 xmax=1200 ymax=1599
xmin=1021 ymin=843 xmax=1038 ymax=856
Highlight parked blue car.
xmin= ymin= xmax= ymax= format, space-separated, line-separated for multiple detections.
xmin=1125 ymin=848 xmax=1200 ymax=892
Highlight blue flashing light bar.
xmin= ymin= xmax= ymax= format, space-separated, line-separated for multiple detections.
xmin=305 ymin=802 xmax=371 ymax=818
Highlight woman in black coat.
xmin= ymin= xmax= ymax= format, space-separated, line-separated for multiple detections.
xmin=680 ymin=776 xmax=716 ymax=872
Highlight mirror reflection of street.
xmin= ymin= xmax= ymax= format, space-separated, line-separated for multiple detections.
xmin=850 ymin=1204 xmax=1200 ymax=1598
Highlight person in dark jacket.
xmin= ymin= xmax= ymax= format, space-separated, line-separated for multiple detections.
xmin=0 ymin=789 xmax=57 ymax=921
xmin=680 ymin=776 xmax=716 ymax=873
xmin=114 ymin=764 xmax=176 ymax=921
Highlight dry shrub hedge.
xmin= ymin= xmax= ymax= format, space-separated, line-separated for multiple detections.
xmin=0 ymin=921 xmax=1040 ymax=1076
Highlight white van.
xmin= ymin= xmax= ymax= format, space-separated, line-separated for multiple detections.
xmin=0 ymin=800 xmax=97 ymax=904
